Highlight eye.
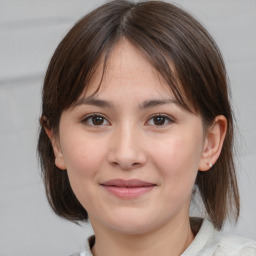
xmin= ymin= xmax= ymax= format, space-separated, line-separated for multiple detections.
xmin=82 ymin=114 xmax=110 ymax=126
xmin=147 ymin=114 xmax=173 ymax=126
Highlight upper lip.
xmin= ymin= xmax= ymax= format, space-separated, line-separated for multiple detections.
xmin=100 ymin=179 xmax=156 ymax=187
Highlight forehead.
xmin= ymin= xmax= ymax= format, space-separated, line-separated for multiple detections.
xmin=81 ymin=39 xmax=176 ymax=100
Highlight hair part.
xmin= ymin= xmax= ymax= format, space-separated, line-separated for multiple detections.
xmin=38 ymin=0 xmax=239 ymax=229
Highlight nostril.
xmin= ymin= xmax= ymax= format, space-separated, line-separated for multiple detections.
xmin=107 ymin=147 xmax=147 ymax=170
xmin=111 ymin=160 xmax=142 ymax=170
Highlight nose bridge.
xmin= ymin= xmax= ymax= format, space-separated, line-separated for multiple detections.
xmin=108 ymin=121 xmax=146 ymax=169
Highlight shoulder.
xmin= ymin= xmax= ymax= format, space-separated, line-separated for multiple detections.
xmin=183 ymin=218 xmax=256 ymax=256
xmin=66 ymin=250 xmax=92 ymax=256
xmin=66 ymin=252 xmax=91 ymax=256
xmin=66 ymin=236 xmax=94 ymax=256
xmin=215 ymin=232 xmax=256 ymax=255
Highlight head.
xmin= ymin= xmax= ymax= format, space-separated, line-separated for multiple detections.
xmin=38 ymin=0 xmax=239 ymax=230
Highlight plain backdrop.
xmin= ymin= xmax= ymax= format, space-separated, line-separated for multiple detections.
xmin=0 ymin=0 xmax=255 ymax=255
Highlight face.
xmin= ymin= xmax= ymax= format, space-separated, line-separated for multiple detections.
xmin=53 ymin=39 xmax=208 ymax=235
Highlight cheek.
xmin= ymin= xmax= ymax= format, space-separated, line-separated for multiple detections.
xmin=61 ymin=135 xmax=107 ymax=208
xmin=61 ymin=134 xmax=106 ymax=180
xmin=152 ymin=133 xmax=202 ymax=184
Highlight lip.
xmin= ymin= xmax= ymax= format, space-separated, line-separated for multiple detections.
xmin=100 ymin=179 xmax=156 ymax=199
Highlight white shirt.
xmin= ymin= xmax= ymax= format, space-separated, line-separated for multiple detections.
xmin=69 ymin=219 xmax=256 ymax=256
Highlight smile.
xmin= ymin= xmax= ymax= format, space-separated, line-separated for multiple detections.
xmin=100 ymin=179 xmax=156 ymax=199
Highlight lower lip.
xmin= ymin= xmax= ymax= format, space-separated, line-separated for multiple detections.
xmin=102 ymin=186 xmax=155 ymax=199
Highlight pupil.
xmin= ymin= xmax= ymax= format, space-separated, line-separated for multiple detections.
xmin=154 ymin=116 xmax=165 ymax=125
xmin=93 ymin=116 xmax=103 ymax=125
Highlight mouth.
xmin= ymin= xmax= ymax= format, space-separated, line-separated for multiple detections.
xmin=100 ymin=179 xmax=156 ymax=199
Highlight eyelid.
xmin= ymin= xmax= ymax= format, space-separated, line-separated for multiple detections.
xmin=81 ymin=113 xmax=111 ymax=126
xmin=146 ymin=113 xmax=174 ymax=126
xmin=80 ymin=112 xmax=174 ymax=127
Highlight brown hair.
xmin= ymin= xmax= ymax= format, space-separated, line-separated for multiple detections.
xmin=38 ymin=0 xmax=239 ymax=229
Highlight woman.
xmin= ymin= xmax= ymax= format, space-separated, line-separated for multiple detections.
xmin=38 ymin=1 xmax=256 ymax=255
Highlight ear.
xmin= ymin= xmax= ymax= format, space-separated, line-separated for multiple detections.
xmin=44 ymin=125 xmax=66 ymax=170
xmin=198 ymin=115 xmax=227 ymax=171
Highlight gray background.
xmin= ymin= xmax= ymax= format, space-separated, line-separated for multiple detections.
xmin=0 ymin=0 xmax=255 ymax=255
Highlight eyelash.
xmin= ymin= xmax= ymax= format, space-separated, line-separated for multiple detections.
xmin=82 ymin=114 xmax=110 ymax=127
xmin=82 ymin=113 xmax=174 ymax=127
xmin=147 ymin=114 xmax=174 ymax=126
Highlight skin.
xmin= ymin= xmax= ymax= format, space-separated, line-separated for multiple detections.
xmin=47 ymin=39 xmax=227 ymax=256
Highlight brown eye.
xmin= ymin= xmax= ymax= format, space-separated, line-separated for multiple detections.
xmin=92 ymin=116 xmax=104 ymax=125
xmin=147 ymin=115 xmax=173 ymax=126
xmin=153 ymin=116 xmax=166 ymax=125
xmin=83 ymin=114 xmax=110 ymax=126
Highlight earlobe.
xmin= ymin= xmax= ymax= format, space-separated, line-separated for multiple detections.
xmin=54 ymin=151 xmax=66 ymax=170
xmin=43 ymin=125 xmax=66 ymax=170
xmin=198 ymin=115 xmax=227 ymax=172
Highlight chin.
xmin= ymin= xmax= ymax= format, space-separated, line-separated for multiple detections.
xmin=104 ymin=213 xmax=160 ymax=235
xmin=111 ymin=222 xmax=153 ymax=235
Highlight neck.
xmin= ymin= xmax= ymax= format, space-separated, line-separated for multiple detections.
xmin=91 ymin=216 xmax=194 ymax=256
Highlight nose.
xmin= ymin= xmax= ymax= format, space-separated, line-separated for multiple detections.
xmin=107 ymin=124 xmax=147 ymax=170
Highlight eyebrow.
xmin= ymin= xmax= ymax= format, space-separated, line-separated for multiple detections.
xmin=73 ymin=97 xmax=180 ymax=109
xmin=73 ymin=98 xmax=114 ymax=108
xmin=140 ymin=99 xmax=180 ymax=109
